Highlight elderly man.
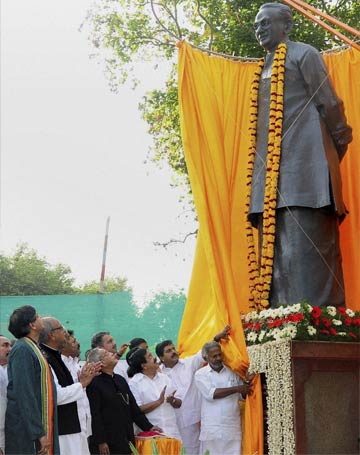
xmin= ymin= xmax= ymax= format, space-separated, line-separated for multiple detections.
xmin=194 ymin=341 xmax=251 ymax=455
xmin=40 ymin=317 xmax=97 ymax=455
xmin=155 ymin=326 xmax=231 ymax=455
xmin=5 ymin=306 xmax=59 ymax=455
xmin=249 ymin=2 xmax=352 ymax=307
xmin=61 ymin=330 xmax=92 ymax=450
xmin=86 ymin=348 xmax=161 ymax=455
xmin=0 ymin=335 xmax=12 ymax=454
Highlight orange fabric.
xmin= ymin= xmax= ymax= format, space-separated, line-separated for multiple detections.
xmin=177 ymin=41 xmax=263 ymax=455
xmin=177 ymin=41 xmax=360 ymax=455
xmin=135 ymin=438 xmax=182 ymax=455
xmin=323 ymin=49 xmax=360 ymax=309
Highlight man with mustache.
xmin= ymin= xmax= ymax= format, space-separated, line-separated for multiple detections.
xmin=155 ymin=326 xmax=231 ymax=455
xmin=194 ymin=341 xmax=252 ymax=455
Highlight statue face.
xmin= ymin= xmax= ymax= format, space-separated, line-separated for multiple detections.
xmin=254 ymin=7 xmax=289 ymax=52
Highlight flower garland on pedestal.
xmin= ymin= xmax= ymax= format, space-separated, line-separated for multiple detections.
xmin=245 ymin=43 xmax=287 ymax=311
xmin=248 ymin=340 xmax=296 ymax=455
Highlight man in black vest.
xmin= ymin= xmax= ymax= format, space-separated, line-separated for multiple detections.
xmin=40 ymin=317 xmax=97 ymax=455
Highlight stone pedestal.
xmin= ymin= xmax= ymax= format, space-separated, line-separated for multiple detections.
xmin=291 ymin=341 xmax=360 ymax=455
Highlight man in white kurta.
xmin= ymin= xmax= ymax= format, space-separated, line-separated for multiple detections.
xmin=156 ymin=326 xmax=231 ymax=455
xmin=157 ymin=344 xmax=203 ymax=454
xmin=40 ymin=318 xmax=98 ymax=455
xmin=62 ymin=333 xmax=92 ymax=452
xmin=195 ymin=341 xmax=251 ymax=455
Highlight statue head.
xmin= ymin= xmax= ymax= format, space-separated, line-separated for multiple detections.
xmin=254 ymin=3 xmax=293 ymax=52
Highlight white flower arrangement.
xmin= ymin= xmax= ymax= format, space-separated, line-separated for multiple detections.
xmin=248 ymin=340 xmax=296 ymax=455
xmin=245 ymin=304 xmax=359 ymax=455
xmin=243 ymin=302 xmax=359 ymax=345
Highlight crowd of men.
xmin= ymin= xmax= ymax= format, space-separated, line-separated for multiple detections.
xmin=0 ymin=305 xmax=253 ymax=455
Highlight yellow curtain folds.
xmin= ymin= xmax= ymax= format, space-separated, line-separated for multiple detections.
xmin=177 ymin=41 xmax=360 ymax=455
xmin=177 ymin=41 xmax=262 ymax=455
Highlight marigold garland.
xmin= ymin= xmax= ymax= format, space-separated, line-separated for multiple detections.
xmin=245 ymin=43 xmax=287 ymax=311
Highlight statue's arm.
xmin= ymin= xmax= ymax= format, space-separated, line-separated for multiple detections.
xmin=298 ymin=46 xmax=352 ymax=160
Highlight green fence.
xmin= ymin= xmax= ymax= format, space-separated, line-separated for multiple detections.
xmin=0 ymin=292 xmax=186 ymax=358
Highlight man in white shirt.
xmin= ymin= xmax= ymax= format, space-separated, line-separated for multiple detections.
xmin=61 ymin=331 xmax=92 ymax=447
xmin=0 ymin=335 xmax=11 ymax=455
xmin=90 ymin=332 xmax=150 ymax=381
xmin=156 ymin=326 xmax=231 ymax=455
xmin=194 ymin=341 xmax=252 ymax=455
xmin=90 ymin=331 xmax=130 ymax=378
xmin=40 ymin=318 xmax=98 ymax=455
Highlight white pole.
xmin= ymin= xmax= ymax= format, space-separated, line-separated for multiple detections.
xmin=99 ymin=216 xmax=110 ymax=294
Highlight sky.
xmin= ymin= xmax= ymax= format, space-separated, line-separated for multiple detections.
xmin=0 ymin=0 xmax=197 ymax=303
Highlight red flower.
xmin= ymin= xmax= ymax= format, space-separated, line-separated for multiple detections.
xmin=322 ymin=317 xmax=332 ymax=328
xmin=349 ymin=332 xmax=357 ymax=339
xmin=287 ymin=313 xmax=304 ymax=323
xmin=313 ymin=318 xmax=320 ymax=326
xmin=353 ymin=318 xmax=360 ymax=327
xmin=319 ymin=329 xmax=329 ymax=335
xmin=329 ymin=327 xmax=337 ymax=336
xmin=345 ymin=318 xmax=352 ymax=326
xmin=255 ymin=322 xmax=261 ymax=332
xmin=337 ymin=307 xmax=346 ymax=316
xmin=311 ymin=306 xmax=322 ymax=318
xmin=266 ymin=318 xmax=274 ymax=328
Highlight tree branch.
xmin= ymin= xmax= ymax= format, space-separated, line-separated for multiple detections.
xmin=153 ymin=230 xmax=198 ymax=249
xmin=196 ymin=0 xmax=214 ymax=51
xmin=150 ymin=0 xmax=181 ymax=41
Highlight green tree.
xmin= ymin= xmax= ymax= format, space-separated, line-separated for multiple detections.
xmin=0 ymin=243 xmax=75 ymax=295
xmin=85 ymin=0 xmax=360 ymax=192
xmin=139 ymin=290 xmax=186 ymax=345
xmin=75 ymin=276 xmax=132 ymax=294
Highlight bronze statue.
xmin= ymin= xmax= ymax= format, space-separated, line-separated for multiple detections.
xmin=249 ymin=2 xmax=352 ymax=307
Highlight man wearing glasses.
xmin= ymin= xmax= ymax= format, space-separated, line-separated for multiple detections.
xmin=86 ymin=348 xmax=161 ymax=455
xmin=40 ymin=317 xmax=98 ymax=455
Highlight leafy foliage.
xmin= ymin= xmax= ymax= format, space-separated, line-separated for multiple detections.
xmin=0 ymin=243 xmax=131 ymax=296
xmin=75 ymin=276 xmax=132 ymax=294
xmin=140 ymin=290 xmax=186 ymax=345
xmin=0 ymin=243 xmax=75 ymax=295
xmin=84 ymin=0 xmax=360 ymax=192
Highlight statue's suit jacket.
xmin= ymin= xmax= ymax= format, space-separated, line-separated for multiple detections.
xmin=250 ymin=40 xmax=352 ymax=217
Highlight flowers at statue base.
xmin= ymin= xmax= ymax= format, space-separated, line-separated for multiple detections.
xmin=242 ymin=302 xmax=360 ymax=345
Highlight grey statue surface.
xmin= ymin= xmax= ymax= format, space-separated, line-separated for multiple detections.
xmin=250 ymin=2 xmax=353 ymax=307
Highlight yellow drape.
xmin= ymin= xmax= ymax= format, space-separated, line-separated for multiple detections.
xmin=136 ymin=438 xmax=182 ymax=455
xmin=177 ymin=41 xmax=360 ymax=455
